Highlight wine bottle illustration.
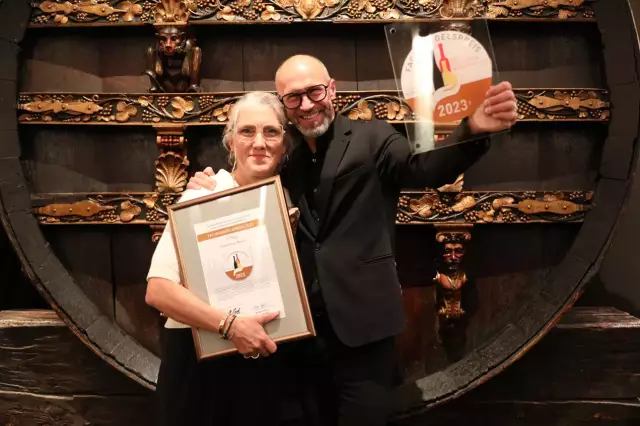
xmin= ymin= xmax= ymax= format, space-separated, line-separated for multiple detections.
xmin=437 ymin=43 xmax=457 ymax=88
xmin=233 ymin=254 xmax=243 ymax=276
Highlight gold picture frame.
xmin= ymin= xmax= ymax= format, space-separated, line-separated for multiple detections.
xmin=168 ymin=175 xmax=315 ymax=360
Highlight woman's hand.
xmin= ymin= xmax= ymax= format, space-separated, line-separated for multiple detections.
xmin=229 ymin=311 xmax=280 ymax=358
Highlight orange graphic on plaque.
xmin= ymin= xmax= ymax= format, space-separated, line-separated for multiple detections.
xmin=225 ymin=251 xmax=253 ymax=281
xmin=401 ymin=30 xmax=493 ymax=125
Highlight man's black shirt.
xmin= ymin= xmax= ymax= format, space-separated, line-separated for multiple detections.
xmin=295 ymin=122 xmax=334 ymax=312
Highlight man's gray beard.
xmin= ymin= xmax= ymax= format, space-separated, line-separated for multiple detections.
xmin=296 ymin=110 xmax=334 ymax=139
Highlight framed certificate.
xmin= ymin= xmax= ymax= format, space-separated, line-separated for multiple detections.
xmin=168 ymin=175 xmax=315 ymax=360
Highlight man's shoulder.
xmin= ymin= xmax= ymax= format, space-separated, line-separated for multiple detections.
xmin=349 ymin=116 xmax=398 ymax=136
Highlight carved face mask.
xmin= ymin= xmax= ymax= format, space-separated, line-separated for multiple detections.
xmin=157 ymin=28 xmax=185 ymax=56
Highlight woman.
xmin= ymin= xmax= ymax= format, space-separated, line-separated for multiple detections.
xmin=145 ymin=91 xmax=297 ymax=426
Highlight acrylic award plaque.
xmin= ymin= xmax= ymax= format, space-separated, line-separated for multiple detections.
xmin=385 ymin=20 xmax=501 ymax=153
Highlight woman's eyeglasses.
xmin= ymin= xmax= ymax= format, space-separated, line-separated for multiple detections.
xmin=280 ymin=84 xmax=328 ymax=109
xmin=236 ymin=124 xmax=284 ymax=142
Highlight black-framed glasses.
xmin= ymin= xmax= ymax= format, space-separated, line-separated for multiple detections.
xmin=280 ymin=84 xmax=328 ymax=109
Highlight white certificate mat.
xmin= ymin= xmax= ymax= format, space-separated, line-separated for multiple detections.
xmin=168 ymin=176 xmax=315 ymax=359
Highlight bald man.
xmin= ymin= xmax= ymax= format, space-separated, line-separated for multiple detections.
xmin=188 ymin=54 xmax=517 ymax=425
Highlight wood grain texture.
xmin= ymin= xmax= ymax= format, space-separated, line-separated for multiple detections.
xmin=112 ymin=227 xmax=163 ymax=356
xmin=396 ymin=400 xmax=640 ymax=426
xmin=0 ymin=310 xmax=147 ymax=395
xmin=0 ymin=391 xmax=152 ymax=426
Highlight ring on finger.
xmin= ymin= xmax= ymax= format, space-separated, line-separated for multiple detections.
xmin=251 ymin=354 xmax=260 ymax=359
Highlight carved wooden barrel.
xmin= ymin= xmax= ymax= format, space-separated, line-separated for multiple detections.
xmin=0 ymin=0 xmax=637 ymax=421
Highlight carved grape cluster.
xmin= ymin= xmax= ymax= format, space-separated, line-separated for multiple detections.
xmin=199 ymin=95 xmax=217 ymax=109
xmin=333 ymin=95 xmax=361 ymax=111
xmin=158 ymin=96 xmax=170 ymax=107
xmin=200 ymin=114 xmax=212 ymax=122
xmin=252 ymin=0 xmax=267 ymax=11
xmin=162 ymin=194 xmax=180 ymax=206
xmin=146 ymin=209 xmax=163 ymax=222
xmin=400 ymin=0 xmax=420 ymax=12
xmin=480 ymin=202 xmax=492 ymax=212
xmin=142 ymin=109 xmax=157 ymax=122
xmin=33 ymin=15 xmax=49 ymax=24
xmin=97 ymin=210 xmax=119 ymax=223
xmin=398 ymin=196 xmax=410 ymax=209
xmin=396 ymin=211 xmax=411 ymax=223
xmin=374 ymin=103 xmax=387 ymax=119
xmin=106 ymin=13 xmax=121 ymax=22
xmin=98 ymin=104 xmax=113 ymax=117
xmin=523 ymin=191 xmax=536 ymax=199
xmin=569 ymin=191 xmax=585 ymax=201
xmin=517 ymin=100 xmax=536 ymax=118
xmin=197 ymin=0 xmax=217 ymax=8
xmin=499 ymin=211 xmax=517 ymax=222
xmin=242 ymin=8 xmax=258 ymax=19
xmin=229 ymin=1 xmax=245 ymax=13
xmin=464 ymin=211 xmax=478 ymax=222
xmin=371 ymin=0 xmax=391 ymax=10
xmin=433 ymin=201 xmax=453 ymax=216
xmin=346 ymin=2 xmax=362 ymax=17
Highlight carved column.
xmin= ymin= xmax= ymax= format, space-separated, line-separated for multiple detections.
xmin=151 ymin=124 xmax=189 ymax=241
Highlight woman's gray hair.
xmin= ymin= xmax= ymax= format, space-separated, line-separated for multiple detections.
xmin=222 ymin=91 xmax=293 ymax=167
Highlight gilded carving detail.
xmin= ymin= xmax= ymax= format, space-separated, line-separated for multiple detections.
xmin=516 ymin=90 xmax=610 ymax=120
xmin=486 ymin=0 xmax=593 ymax=20
xmin=17 ymin=89 xmax=610 ymax=125
xmin=34 ymin=193 xmax=181 ymax=224
xmin=29 ymin=0 xmax=596 ymax=25
xmin=156 ymin=151 xmax=190 ymax=192
xmin=397 ymin=190 xmax=593 ymax=224
xmin=33 ymin=0 xmax=144 ymax=25
xmin=433 ymin=225 xmax=472 ymax=320
xmin=34 ymin=189 xmax=593 ymax=226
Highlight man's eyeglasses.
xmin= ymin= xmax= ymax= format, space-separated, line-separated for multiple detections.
xmin=280 ymin=84 xmax=329 ymax=110
xmin=235 ymin=124 xmax=284 ymax=142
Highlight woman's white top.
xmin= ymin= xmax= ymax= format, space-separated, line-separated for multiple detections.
xmin=146 ymin=169 xmax=238 ymax=329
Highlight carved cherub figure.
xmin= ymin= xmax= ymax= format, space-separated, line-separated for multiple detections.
xmin=145 ymin=26 xmax=202 ymax=93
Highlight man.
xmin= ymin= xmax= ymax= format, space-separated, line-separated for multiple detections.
xmin=188 ymin=55 xmax=517 ymax=425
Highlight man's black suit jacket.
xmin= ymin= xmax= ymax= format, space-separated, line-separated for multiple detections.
xmin=280 ymin=114 xmax=490 ymax=348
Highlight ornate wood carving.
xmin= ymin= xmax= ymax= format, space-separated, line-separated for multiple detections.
xmin=153 ymin=125 xmax=189 ymax=193
xmin=145 ymin=2 xmax=202 ymax=94
xmin=433 ymin=225 xmax=471 ymax=321
xmin=397 ymin=174 xmax=594 ymax=225
xmin=397 ymin=189 xmax=593 ymax=224
xmin=32 ymin=188 xmax=594 ymax=226
xmin=29 ymin=0 xmax=596 ymax=26
xmin=33 ymin=192 xmax=181 ymax=225
xmin=17 ymin=89 xmax=610 ymax=126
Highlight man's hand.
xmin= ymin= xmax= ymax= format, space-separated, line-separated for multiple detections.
xmin=469 ymin=81 xmax=518 ymax=134
xmin=187 ymin=166 xmax=217 ymax=190
xmin=288 ymin=207 xmax=300 ymax=235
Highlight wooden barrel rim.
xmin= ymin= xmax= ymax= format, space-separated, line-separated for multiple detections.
xmin=0 ymin=0 xmax=636 ymax=416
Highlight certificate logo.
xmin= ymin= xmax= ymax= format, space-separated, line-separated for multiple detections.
xmin=225 ymin=251 xmax=253 ymax=281
xmin=400 ymin=30 xmax=493 ymax=124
